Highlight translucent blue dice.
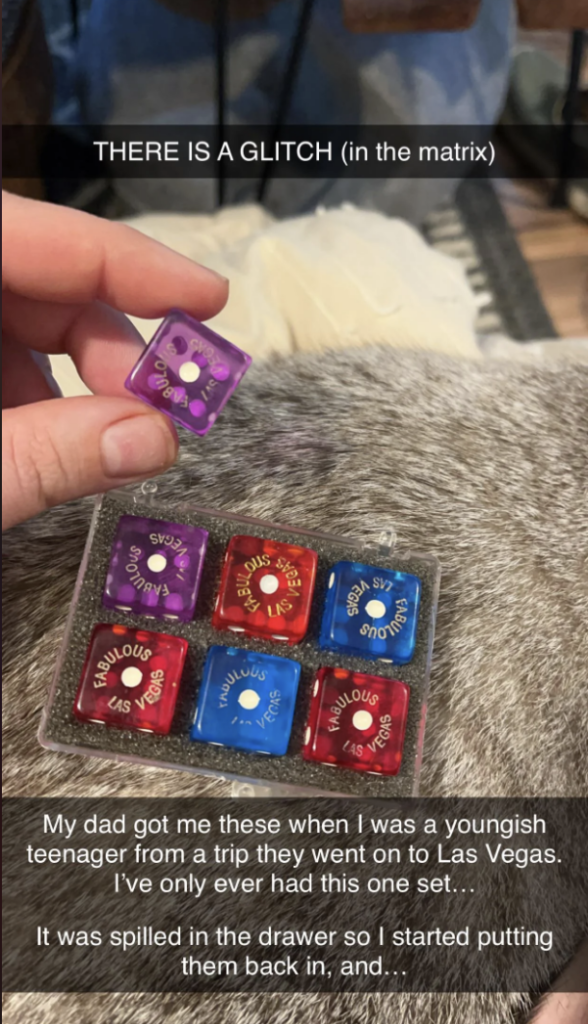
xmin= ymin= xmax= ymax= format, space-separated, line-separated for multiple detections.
xmin=191 ymin=646 xmax=301 ymax=755
xmin=319 ymin=561 xmax=421 ymax=664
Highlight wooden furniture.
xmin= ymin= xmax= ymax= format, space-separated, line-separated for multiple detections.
xmin=342 ymin=0 xmax=482 ymax=33
xmin=341 ymin=0 xmax=588 ymax=31
xmin=517 ymin=0 xmax=588 ymax=30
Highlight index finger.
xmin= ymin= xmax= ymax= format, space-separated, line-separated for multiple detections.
xmin=1 ymin=191 xmax=229 ymax=321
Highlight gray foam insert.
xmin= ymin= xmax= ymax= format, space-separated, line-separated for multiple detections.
xmin=41 ymin=494 xmax=439 ymax=796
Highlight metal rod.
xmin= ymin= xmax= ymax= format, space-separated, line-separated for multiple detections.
xmin=215 ymin=0 xmax=229 ymax=207
xmin=552 ymin=29 xmax=586 ymax=208
xmin=257 ymin=0 xmax=316 ymax=204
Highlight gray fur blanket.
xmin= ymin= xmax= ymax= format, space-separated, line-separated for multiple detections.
xmin=3 ymin=347 xmax=588 ymax=1023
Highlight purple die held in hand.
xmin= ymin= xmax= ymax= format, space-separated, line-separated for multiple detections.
xmin=125 ymin=310 xmax=252 ymax=435
xmin=103 ymin=515 xmax=209 ymax=623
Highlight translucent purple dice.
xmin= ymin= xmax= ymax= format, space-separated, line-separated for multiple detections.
xmin=125 ymin=310 xmax=252 ymax=436
xmin=103 ymin=515 xmax=209 ymax=622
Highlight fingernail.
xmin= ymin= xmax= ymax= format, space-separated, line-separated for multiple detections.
xmin=101 ymin=415 xmax=176 ymax=478
xmin=206 ymin=266 xmax=229 ymax=286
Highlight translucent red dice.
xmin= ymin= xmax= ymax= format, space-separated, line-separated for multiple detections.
xmin=125 ymin=310 xmax=252 ymax=436
xmin=73 ymin=624 xmax=188 ymax=734
xmin=302 ymin=667 xmax=410 ymax=775
xmin=212 ymin=535 xmax=318 ymax=644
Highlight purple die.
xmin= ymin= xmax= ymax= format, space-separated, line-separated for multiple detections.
xmin=125 ymin=310 xmax=252 ymax=436
xmin=103 ymin=515 xmax=209 ymax=623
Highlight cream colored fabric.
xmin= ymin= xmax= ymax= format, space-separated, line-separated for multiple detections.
xmin=126 ymin=203 xmax=482 ymax=357
xmin=50 ymin=354 xmax=92 ymax=397
xmin=52 ymin=203 xmax=482 ymax=397
xmin=50 ymin=203 xmax=586 ymax=399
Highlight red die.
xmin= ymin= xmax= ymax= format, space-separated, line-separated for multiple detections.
xmin=73 ymin=624 xmax=188 ymax=734
xmin=302 ymin=667 xmax=410 ymax=775
xmin=212 ymin=535 xmax=318 ymax=644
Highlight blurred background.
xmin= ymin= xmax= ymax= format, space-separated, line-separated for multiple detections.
xmin=3 ymin=0 xmax=587 ymax=388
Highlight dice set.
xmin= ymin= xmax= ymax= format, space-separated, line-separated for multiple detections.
xmin=69 ymin=512 xmax=425 ymax=777
xmin=125 ymin=311 xmax=251 ymax=436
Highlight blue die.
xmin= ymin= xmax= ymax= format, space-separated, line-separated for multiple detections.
xmin=191 ymin=646 xmax=301 ymax=755
xmin=319 ymin=561 xmax=421 ymax=664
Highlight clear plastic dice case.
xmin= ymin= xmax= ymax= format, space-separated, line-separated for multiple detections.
xmin=39 ymin=484 xmax=440 ymax=797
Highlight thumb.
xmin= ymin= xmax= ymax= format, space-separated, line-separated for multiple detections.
xmin=2 ymin=396 xmax=178 ymax=530
xmin=529 ymin=939 xmax=588 ymax=1024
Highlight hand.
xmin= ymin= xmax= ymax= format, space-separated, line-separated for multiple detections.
xmin=530 ymin=940 xmax=588 ymax=1024
xmin=532 ymin=994 xmax=588 ymax=1024
xmin=2 ymin=191 xmax=228 ymax=530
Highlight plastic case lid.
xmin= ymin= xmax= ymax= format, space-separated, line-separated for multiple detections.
xmin=39 ymin=482 xmax=440 ymax=797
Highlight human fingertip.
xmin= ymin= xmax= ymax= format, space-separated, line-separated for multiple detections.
xmin=100 ymin=412 xmax=178 ymax=480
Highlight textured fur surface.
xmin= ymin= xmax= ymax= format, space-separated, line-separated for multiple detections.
xmin=3 ymin=348 xmax=588 ymax=1023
